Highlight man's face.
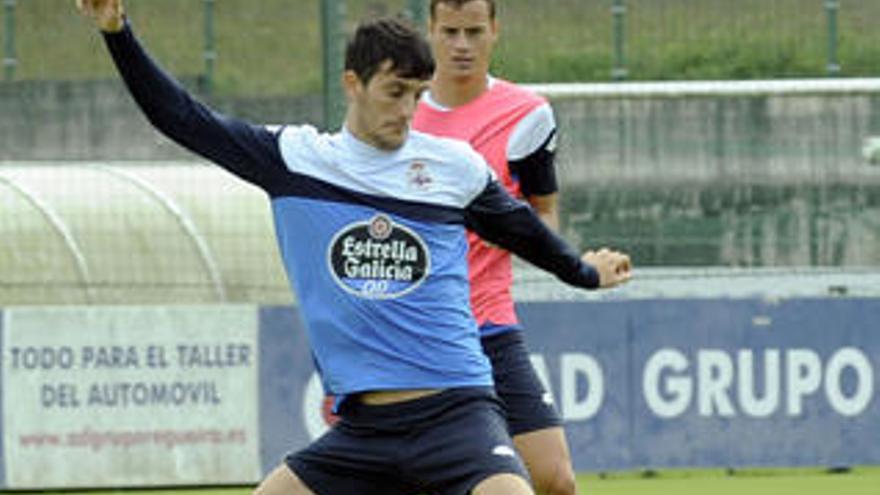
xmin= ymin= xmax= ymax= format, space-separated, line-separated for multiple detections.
xmin=346 ymin=61 xmax=429 ymax=150
xmin=429 ymin=0 xmax=498 ymax=82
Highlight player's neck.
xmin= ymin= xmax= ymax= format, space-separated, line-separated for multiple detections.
xmin=429 ymin=73 xmax=489 ymax=109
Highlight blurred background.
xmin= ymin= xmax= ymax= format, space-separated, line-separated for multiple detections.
xmin=2 ymin=0 xmax=880 ymax=305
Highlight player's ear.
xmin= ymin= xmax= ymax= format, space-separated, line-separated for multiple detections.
xmin=342 ymin=70 xmax=362 ymax=101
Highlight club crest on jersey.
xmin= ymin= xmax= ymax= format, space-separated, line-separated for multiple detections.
xmin=327 ymin=214 xmax=430 ymax=299
xmin=407 ymin=161 xmax=433 ymax=191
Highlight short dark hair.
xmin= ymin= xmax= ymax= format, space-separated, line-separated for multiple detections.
xmin=345 ymin=17 xmax=435 ymax=85
xmin=430 ymin=0 xmax=496 ymax=19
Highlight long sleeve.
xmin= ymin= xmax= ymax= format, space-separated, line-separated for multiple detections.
xmin=102 ymin=23 xmax=289 ymax=193
xmin=464 ymin=180 xmax=599 ymax=289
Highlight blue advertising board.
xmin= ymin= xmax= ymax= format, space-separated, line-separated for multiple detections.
xmin=257 ymin=299 xmax=880 ymax=472
xmin=524 ymin=299 xmax=880 ymax=470
xmin=258 ymin=306 xmax=316 ymax=473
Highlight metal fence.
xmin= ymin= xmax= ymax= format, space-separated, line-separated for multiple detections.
xmin=4 ymin=1 xmax=880 ymax=89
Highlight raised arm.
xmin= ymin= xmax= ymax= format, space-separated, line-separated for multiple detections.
xmin=76 ymin=0 xmax=287 ymax=192
xmin=465 ymin=180 xmax=631 ymax=289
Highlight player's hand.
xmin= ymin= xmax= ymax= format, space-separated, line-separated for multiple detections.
xmin=581 ymin=248 xmax=632 ymax=288
xmin=76 ymin=0 xmax=125 ymax=33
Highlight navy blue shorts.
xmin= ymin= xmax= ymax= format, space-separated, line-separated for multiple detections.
xmin=482 ymin=331 xmax=562 ymax=436
xmin=286 ymin=387 xmax=529 ymax=495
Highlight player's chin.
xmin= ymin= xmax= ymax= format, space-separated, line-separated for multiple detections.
xmin=376 ymin=130 xmax=408 ymax=150
xmin=449 ymin=66 xmax=477 ymax=79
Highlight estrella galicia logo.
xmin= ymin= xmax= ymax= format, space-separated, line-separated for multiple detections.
xmin=327 ymin=214 xmax=430 ymax=299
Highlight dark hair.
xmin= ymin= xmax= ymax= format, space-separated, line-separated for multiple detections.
xmin=430 ymin=0 xmax=496 ymax=19
xmin=345 ymin=17 xmax=435 ymax=85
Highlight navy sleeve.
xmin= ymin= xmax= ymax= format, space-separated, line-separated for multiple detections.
xmin=103 ymin=23 xmax=289 ymax=194
xmin=464 ymin=180 xmax=599 ymax=289
xmin=509 ymin=130 xmax=559 ymax=197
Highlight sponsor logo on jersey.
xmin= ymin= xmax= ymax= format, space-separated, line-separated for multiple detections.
xmin=327 ymin=214 xmax=430 ymax=299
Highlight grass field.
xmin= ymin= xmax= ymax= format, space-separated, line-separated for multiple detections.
xmin=578 ymin=467 xmax=880 ymax=495
xmin=34 ymin=467 xmax=880 ymax=495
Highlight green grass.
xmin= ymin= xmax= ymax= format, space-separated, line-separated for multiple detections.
xmin=6 ymin=0 xmax=880 ymax=96
xmin=24 ymin=467 xmax=880 ymax=495
xmin=577 ymin=467 xmax=880 ymax=495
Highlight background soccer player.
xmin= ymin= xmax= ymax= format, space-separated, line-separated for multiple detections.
xmin=413 ymin=1 xmax=578 ymax=493
xmin=76 ymin=0 xmax=631 ymax=493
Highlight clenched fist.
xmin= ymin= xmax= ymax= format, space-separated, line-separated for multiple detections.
xmin=76 ymin=0 xmax=125 ymax=33
xmin=582 ymin=248 xmax=632 ymax=288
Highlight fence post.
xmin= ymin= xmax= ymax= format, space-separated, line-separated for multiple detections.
xmin=825 ymin=0 xmax=840 ymax=76
xmin=321 ymin=0 xmax=346 ymax=130
xmin=611 ymin=0 xmax=627 ymax=81
xmin=3 ymin=0 xmax=15 ymax=82
xmin=202 ymin=0 xmax=216 ymax=94
xmin=406 ymin=0 xmax=428 ymax=30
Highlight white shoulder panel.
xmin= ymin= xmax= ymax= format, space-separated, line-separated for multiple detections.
xmin=508 ymin=103 xmax=557 ymax=161
xmin=277 ymin=126 xmax=491 ymax=209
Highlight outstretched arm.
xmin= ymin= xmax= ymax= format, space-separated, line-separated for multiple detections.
xmin=76 ymin=0 xmax=288 ymax=193
xmin=465 ymin=180 xmax=631 ymax=289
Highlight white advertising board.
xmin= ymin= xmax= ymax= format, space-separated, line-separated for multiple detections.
xmin=2 ymin=306 xmax=260 ymax=489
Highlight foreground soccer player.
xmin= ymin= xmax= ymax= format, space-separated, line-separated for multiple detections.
xmin=77 ymin=1 xmax=631 ymax=493
xmin=413 ymin=1 xmax=577 ymax=493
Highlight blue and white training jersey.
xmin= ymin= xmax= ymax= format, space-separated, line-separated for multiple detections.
xmin=104 ymin=24 xmax=599 ymax=397
xmin=272 ymin=126 xmax=496 ymax=394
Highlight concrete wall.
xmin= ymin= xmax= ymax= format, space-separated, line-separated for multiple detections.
xmin=552 ymin=92 xmax=880 ymax=185
xmin=0 ymin=80 xmax=323 ymax=161
xmin=5 ymin=80 xmax=880 ymax=181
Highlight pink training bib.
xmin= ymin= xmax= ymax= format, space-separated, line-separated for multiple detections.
xmin=413 ymin=80 xmax=546 ymax=327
